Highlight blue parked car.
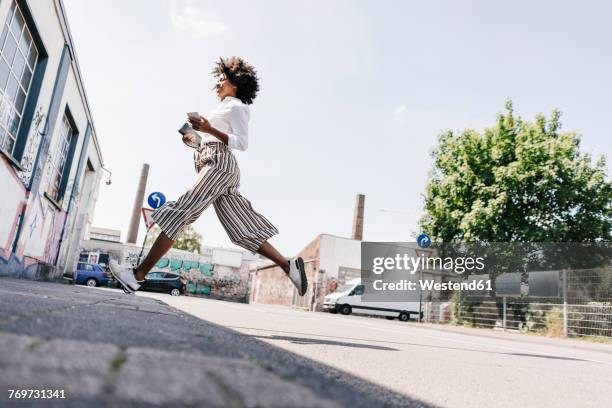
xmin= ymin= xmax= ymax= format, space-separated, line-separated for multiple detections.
xmin=74 ymin=263 xmax=110 ymax=287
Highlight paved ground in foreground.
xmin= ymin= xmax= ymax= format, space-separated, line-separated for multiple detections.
xmin=0 ymin=278 xmax=429 ymax=407
xmin=141 ymin=290 xmax=612 ymax=408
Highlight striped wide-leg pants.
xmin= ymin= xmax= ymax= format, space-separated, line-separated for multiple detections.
xmin=151 ymin=142 xmax=278 ymax=253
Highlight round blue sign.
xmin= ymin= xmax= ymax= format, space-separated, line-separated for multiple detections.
xmin=417 ymin=233 xmax=432 ymax=248
xmin=147 ymin=192 xmax=166 ymax=209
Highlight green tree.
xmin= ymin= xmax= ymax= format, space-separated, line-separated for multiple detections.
xmin=420 ymin=101 xmax=611 ymax=243
xmin=145 ymin=225 xmax=203 ymax=254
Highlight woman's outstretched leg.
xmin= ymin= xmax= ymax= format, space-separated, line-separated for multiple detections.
xmin=256 ymin=241 xmax=307 ymax=296
xmin=134 ymin=232 xmax=174 ymax=281
xmin=108 ymin=231 xmax=174 ymax=292
xmin=214 ymin=191 xmax=307 ymax=296
xmin=257 ymin=241 xmax=289 ymax=273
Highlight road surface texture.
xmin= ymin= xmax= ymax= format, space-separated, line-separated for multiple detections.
xmin=141 ymin=290 xmax=612 ymax=408
xmin=0 ymin=278 xmax=429 ymax=408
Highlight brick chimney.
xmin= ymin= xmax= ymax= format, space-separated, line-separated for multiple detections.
xmin=126 ymin=163 xmax=150 ymax=244
xmin=351 ymin=194 xmax=365 ymax=241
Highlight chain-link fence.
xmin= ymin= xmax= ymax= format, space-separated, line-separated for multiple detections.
xmin=421 ymin=268 xmax=612 ymax=339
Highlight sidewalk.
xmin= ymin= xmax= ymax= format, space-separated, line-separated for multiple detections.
xmin=0 ymin=278 xmax=429 ymax=408
xmin=412 ymin=318 xmax=612 ymax=354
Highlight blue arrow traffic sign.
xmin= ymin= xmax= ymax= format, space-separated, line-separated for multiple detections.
xmin=147 ymin=192 xmax=166 ymax=209
xmin=416 ymin=233 xmax=432 ymax=248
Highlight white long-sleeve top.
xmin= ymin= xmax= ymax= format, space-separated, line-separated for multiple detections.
xmin=197 ymin=96 xmax=250 ymax=151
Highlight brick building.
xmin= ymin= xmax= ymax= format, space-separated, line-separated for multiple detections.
xmin=250 ymin=234 xmax=363 ymax=310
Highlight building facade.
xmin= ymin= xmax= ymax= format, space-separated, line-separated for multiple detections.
xmin=250 ymin=234 xmax=361 ymax=310
xmin=88 ymin=227 xmax=121 ymax=243
xmin=0 ymin=0 xmax=103 ymax=280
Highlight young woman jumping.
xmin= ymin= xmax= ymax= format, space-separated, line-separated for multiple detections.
xmin=109 ymin=56 xmax=307 ymax=297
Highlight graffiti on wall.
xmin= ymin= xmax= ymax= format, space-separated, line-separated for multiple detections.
xmin=78 ymin=240 xmax=252 ymax=301
xmin=16 ymin=192 xmax=66 ymax=264
xmin=108 ymin=247 xmax=249 ymax=300
xmin=0 ymin=155 xmax=68 ymax=279
xmin=154 ymin=257 xmax=213 ymax=274
xmin=17 ymin=106 xmax=46 ymax=186
xmin=0 ymin=101 xmax=81 ymax=281
xmin=0 ymin=157 xmax=26 ymax=260
xmin=149 ymin=256 xmax=248 ymax=300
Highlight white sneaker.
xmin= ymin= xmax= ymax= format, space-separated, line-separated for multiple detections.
xmin=288 ymin=257 xmax=307 ymax=296
xmin=109 ymin=260 xmax=141 ymax=292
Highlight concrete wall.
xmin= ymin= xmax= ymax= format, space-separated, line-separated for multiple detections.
xmin=0 ymin=0 xmax=103 ymax=280
xmin=80 ymin=240 xmax=256 ymax=302
xmin=318 ymin=234 xmax=362 ymax=281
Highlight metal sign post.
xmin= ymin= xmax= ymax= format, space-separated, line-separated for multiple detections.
xmin=562 ymin=269 xmax=568 ymax=337
xmin=137 ymin=207 xmax=158 ymax=266
xmin=139 ymin=192 xmax=163 ymax=265
xmin=503 ymin=296 xmax=507 ymax=331
xmin=415 ymin=248 xmax=432 ymax=323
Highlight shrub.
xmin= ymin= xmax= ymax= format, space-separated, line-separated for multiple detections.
xmin=544 ymin=307 xmax=564 ymax=337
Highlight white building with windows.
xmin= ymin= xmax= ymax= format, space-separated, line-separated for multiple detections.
xmin=0 ymin=0 xmax=104 ymax=280
xmin=88 ymin=227 xmax=121 ymax=243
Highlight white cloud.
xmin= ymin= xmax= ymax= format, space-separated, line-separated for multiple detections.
xmin=170 ymin=5 xmax=228 ymax=38
xmin=394 ymin=105 xmax=407 ymax=124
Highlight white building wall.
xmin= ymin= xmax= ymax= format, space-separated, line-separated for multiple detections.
xmin=318 ymin=234 xmax=362 ymax=281
xmin=0 ymin=0 xmax=103 ymax=280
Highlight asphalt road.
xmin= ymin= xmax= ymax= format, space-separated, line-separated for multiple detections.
xmin=0 ymin=279 xmax=429 ymax=408
xmin=142 ymin=291 xmax=612 ymax=408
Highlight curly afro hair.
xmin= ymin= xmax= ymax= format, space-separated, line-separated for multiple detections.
xmin=212 ymin=56 xmax=259 ymax=105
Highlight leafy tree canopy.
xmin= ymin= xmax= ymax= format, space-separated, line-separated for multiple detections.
xmin=145 ymin=225 xmax=203 ymax=254
xmin=420 ymin=101 xmax=611 ymax=243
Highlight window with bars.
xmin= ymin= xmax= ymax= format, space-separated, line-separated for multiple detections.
xmin=46 ymin=114 xmax=73 ymax=201
xmin=0 ymin=1 xmax=38 ymax=157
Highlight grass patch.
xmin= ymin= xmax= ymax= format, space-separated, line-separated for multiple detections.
xmin=575 ymin=335 xmax=612 ymax=344
xmin=27 ymin=340 xmax=44 ymax=351
xmin=110 ymin=353 xmax=127 ymax=372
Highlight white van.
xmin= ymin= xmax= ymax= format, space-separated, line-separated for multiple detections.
xmin=322 ymin=278 xmax=421 ymax=322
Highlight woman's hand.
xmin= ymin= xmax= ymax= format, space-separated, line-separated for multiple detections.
xmin=182 ymin=132 xmax=200 ymax=148
xmin=189 ymin=115 xmax=212 ymax=133
xmin=188 ymin=114 xmax=230 ymax=145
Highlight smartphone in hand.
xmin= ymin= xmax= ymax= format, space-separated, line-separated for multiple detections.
xmin=178 ymin=123 xmax=201 ymax=148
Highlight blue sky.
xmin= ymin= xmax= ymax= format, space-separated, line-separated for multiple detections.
xmin=63 ymin=0 xmax=611 ymax=255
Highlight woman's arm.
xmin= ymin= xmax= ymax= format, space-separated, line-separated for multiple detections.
xmin=189 ymin=117 xmax=228 ymax=144
xmin=188 ymin=106 xmax=249 ymax=151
